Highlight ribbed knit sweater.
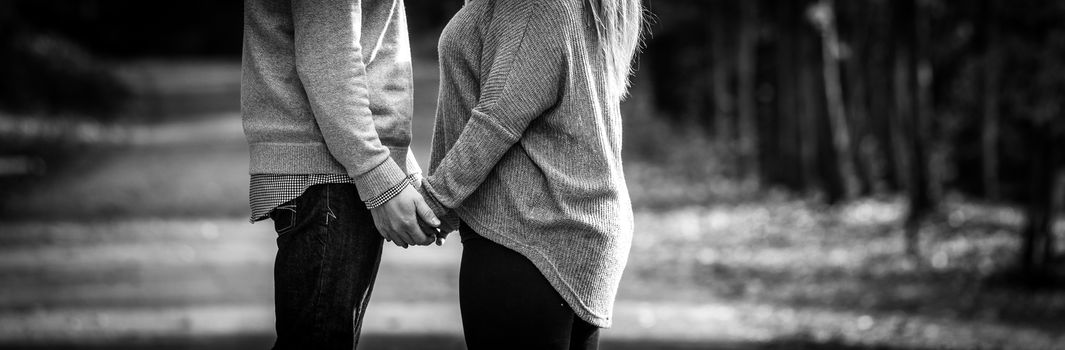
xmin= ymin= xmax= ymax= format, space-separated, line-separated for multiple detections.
xmin=421 ymin=0 xmax=634 ymax=327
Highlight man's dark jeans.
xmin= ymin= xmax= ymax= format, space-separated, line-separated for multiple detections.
xmin=269 ymin=183 xmax=384 ymax=349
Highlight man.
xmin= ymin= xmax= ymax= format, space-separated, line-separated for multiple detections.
xmin=241 ymin=0 xmax=440 ymax=348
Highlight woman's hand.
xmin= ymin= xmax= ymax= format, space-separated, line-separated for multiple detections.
xmin=369 ymin=185 xmax=441 ymax=248
xmin=413 ymin=180 xmax=458 ymax=245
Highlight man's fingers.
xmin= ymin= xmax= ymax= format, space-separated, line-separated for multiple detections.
xmin=403 ymin=219 xmax=431 ymax=246
xmin=381 ymin=226 xmax=400 ymax=245
xmin=413 ymin=197 xmax=440 ymax=228
xmin=388 ymin=221 xmax=411 ymax=246
xmin=372 ymin=215 xmax=394 ymax=242
xmin=418 ymin=218 xmax=440 ymax=243
xmin=402 ymin=198 xmax=433 ymax=245
xmin=375 ymin=217 xmax=404 ymax=247
xmin=389 ymin=232 xmax=405 ymax=247
xmin=391 ymin=230 xmax=408 ymax=248
xmin=385 ymin=217 xmax=413 ymax=246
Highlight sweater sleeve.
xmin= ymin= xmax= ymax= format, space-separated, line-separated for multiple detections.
xmin=423 ymin=1 xmax=567 ymax=212
xmin=291 ymin=0 xmax=407 ymax=203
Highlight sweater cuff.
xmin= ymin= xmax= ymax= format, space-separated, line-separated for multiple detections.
xmin=353 ymin=157 xmax=407 ymax=203
xmin=364 ymin=174 xmax=414 ymax=209
xmin=418 ymin=181 xmax=459 ymax=233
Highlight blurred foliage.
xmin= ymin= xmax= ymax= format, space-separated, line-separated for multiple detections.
xmin=642 ymin=0 xmax=1065 ymax=200
xmin=0 ymin=33 xmax=129 ymax=117
xmin=0 ymin=3 xmax=129 ymax=117
xmin=3 ymin=0 xmax=461 ymax=58
xmin=0 ymin=0 xmax=462 ymax=118
xmin=636 ymin=0 xmax=1065 ymax=281
xmin=1 ymin=1 xmax=241 ymax=57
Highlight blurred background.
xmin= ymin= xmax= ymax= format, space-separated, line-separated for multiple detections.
xmin=0 ymin=0 xmax=1063 ymax=349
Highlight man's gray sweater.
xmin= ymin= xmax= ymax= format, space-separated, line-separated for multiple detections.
xmin=242 ymin=0 xmax=415 ymax=202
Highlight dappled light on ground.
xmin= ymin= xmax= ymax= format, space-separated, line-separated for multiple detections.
xmin=623 ymin=195 xmax=1064 ymax=348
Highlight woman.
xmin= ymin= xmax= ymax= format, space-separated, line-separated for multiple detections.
xmin=417 ymin=0 xmax=643 ymax=348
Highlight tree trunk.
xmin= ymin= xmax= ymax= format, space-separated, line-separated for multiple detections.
xmin=1020 ymin=127 xmax=1056 ymax=283
xmin=712 ymin=11 xmax=735 ymax=172
xmin=737 ymin=0 xmax=760 ymax=182
xmin=896 ymin=0 xmax=933 ymax=259
xmin=890 ymin=43 xmax=912 ymax=197
xmin=799 ymin=27 xmax=822 ymax=192
xmin=840 ymin=0 xmax=879 ymax=195
xmin=774 ymin=0 xmax=803 ymax=190
xmin=981 ymin=0 xmax=1002 ymax=200
xmin=867 ymin=0 xmax=900 ymax=192
xmin=810 ymin=0 xmax=861 ymax=199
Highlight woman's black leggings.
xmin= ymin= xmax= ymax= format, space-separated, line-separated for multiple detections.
xmin=459 ymin=223 xmax=600 ymax=350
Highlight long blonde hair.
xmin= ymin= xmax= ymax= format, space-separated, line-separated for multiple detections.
xmin=586 ymin=0 xmax=644 ymax=100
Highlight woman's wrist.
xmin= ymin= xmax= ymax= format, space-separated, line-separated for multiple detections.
xmin=416 ymin=180 xmax=459 ymax=233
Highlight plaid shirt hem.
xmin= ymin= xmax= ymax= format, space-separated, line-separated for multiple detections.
xmin=248 ymin=174 xmax=354 ymax=223
xmin=249 ymin=173 xmax=418 ymax=223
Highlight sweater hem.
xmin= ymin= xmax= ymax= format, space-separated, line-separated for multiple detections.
xmin=250 ymin=142 xmax=413 ymax=200
xmin=455 ymin=211 xmax=613 ymax=328
xmin=249 ymin=142 xmax=348 ymax=175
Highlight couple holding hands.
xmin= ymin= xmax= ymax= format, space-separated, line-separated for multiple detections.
xmin=242 ymin=0 xmax=642 ymax=348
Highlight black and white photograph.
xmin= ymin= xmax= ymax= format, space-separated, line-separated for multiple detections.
xmin=0 ymin=0 xmax=1063 ymax=349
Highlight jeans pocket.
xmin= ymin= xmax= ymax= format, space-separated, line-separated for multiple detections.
xmin=271 ymin=204 xmax=298 ymax=236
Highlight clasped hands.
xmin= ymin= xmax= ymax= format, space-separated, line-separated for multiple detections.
xmin=369 ymin=183 xmax=448 ymax=248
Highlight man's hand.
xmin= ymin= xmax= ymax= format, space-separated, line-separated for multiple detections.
xmin=409 ymin=175 xmax=447 ymax=246
xmin=370 ymin=185 xmax=440 ymax=248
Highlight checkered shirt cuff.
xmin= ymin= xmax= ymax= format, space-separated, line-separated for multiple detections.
xmin=363 ymin=174 xmax=417 ymax=209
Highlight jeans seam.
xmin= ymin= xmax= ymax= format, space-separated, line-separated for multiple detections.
xmin=310 ymin=185 xmax=331 ymax=340
xmin=325 ymin=184 xmax=338 ymax=225
xmin=351 ymin=243 xmax=382 ymax=346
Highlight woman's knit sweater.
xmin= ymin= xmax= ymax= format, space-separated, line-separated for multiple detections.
xmin=421 ymin=0 xmax=634 ymax=327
